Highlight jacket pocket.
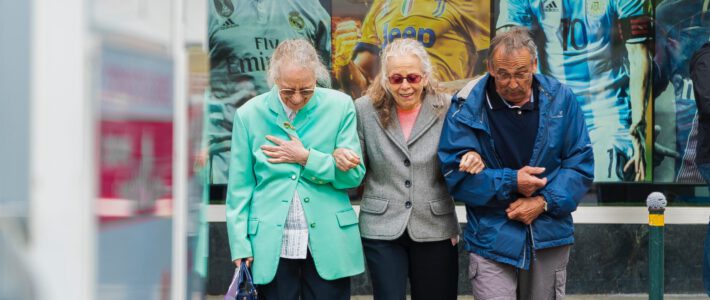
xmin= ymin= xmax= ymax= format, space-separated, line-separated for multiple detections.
xmin=360 ymin=197 xmax=389 ymax=214
xmin=429 ymin=198 xmax=455 ymax=215
xmin=336 ymin=209 xmax=359 ymax=227
xmin=248 ymin=219 xmax=259 ymax=235
xmin=554 ymin=269 xmax=567 ymax=299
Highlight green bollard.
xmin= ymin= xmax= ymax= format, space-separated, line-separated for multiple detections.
xmin=647 ymin=192 xmax=667 ymax=300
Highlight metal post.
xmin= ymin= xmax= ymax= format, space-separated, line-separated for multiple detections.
xmin=647 ymin=192 xmax=667 ymax=300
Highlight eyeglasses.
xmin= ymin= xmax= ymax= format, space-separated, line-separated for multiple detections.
xmin=279 ymin=87 xmax=315 ymax=98
xmin=388 ymin=74 xmax=423 ymax=85
xmin=494 ymin=71 xmax=533 ymax=85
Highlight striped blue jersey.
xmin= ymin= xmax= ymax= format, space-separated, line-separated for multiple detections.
xmin=497 ymin=0 xmax=649 ymax=131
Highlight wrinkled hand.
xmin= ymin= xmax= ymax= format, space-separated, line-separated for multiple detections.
xmin=450 ymin=236 xmax=459 ymax=246
xmin=506 ymin=196 xmax=546 ymax=225
xmin=261 ymin=135 xmax=310 ymax=166
xmin=624 ymin=124 xmax=646 ymax=181
xmin=459 ymin=151 xmax=485 ymax=174
xmin=517 ymin=166 xmax=547 ymax=197
xmin=333 ymin=148 xmax=361 ymax=171
xmin=234 ymin=257 xmax=254 ymax=268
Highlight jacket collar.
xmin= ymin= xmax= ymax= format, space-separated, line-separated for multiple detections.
xmin=266 ymin=85 xmax=319 ymax=134
xmin=374 ymin=93 xmax=443 ymax=156
xmin=456 ymin=73 xmax=558 ymax=123
xmin=407 ymin=93 xmax=443 ymax=146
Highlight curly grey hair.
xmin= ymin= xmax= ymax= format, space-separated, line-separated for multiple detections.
xmin=366 ymin=38 xmax=445 ymax=127
xmin=378 ymin=38 xmax=435 ymax=87
xmin=266 ymin=39 xmax=331 ymax=87
xmin=488 ymin=26 xmax=538 ymax=66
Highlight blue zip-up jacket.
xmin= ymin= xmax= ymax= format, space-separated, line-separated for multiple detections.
xmin=437 ymin=74 xmax=594 ymax=269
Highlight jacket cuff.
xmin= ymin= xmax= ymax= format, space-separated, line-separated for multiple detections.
xmin=230 ymin=241 xmax=253 ymax=261
xmin=540 ymin=189 xmax=556 ymax=216
xmin=302 ymin=149 xmax=330 ymax=184
xmin=499 ymin=168 xmax=518 ymax=203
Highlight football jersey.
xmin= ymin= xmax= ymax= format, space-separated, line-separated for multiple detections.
xmin=206 ymin=0 xmax=331 ymax=184
xmin=497 ymin=0 xmax=649 ymax=132
xmin=358 ymin=0 xmax=490 ymax=81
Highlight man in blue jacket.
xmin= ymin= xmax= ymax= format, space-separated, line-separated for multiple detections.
xmin=438 ymin=27 xmax=594 ymax=299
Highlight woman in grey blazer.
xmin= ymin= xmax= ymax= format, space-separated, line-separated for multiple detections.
xmin=334 ymin=39 xmax=484 ymax=300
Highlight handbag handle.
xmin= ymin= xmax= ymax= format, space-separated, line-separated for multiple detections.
xmin=224 ymin=261 xmax=257 ymax=300
xmin=238 ymin=261 xmax=256 ymax=293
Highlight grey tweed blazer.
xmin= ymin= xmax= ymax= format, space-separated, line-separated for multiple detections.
xmin=355 ymin=93 xmax=460 ymax=242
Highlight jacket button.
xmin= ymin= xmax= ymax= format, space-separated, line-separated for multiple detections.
xmin=291 ymin=175 xmax=297 ymax=180
xmin=404 ymin=159 xmax=411 ymax=167
xmin=404 ymin=180 xmax=411 ymax=188
xmin=405 ymin=201 xmax=412 ymax=209
xmin=303 ymin=197 xmax=310 ymax=203
xmin=310 ymin=223 xmax=316 ymax=228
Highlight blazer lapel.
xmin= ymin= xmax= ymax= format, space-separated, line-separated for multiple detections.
xmin=372 ymin=108 xmax=410 ymax=156
xmin=266 ymin=87 xmax=298 ymax=136
xmin=407 ymin=95 xmax=440 ymax=146
xmin=292 ymin=89 xmax=319 ymax=134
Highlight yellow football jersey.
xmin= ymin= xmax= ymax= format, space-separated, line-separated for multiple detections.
xmin=359 ymin=0 xmax=490 ymax=81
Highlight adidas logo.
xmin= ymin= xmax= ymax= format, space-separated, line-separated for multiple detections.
xmin=220 ymin=18 xmax=238 ymax=30
xmin=544 ymin=0 xmax=559 ymax=12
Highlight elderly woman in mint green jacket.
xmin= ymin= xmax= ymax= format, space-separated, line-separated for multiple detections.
xmin=225 ymin=39 xmax=365 ymax=300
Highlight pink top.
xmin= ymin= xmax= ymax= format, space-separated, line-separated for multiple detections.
xmin=397 ymin=104 xmax=421 ymax=140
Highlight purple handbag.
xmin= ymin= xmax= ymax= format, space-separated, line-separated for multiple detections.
xmin=224 ymin=261 xmax=258 ymax=300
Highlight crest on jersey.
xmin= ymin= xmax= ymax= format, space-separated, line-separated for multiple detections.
xmin=587 ymin=0 xmax=608 ymax=17
xmin=288 ymin=11 xmax=305 ymax=31
xmin=213 ymin=0 xmax=234 ymax=18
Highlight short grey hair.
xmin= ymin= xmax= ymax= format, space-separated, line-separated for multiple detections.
xmin=488 ymin=26 xmax=538 ymax=66
xmin=378 ymin=38 xmax=435 ymax=87
xmin=266 ymin=39 xmax=331 ymax=87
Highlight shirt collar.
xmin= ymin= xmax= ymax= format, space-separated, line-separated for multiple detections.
xmin=278 ymin=93 xmax=297 ymax=120
xmin=485 ymin=78 xmax=537 ymax=111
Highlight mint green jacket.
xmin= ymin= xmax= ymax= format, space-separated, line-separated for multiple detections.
xmin=226 ymin=86 xmax=366 ymax=284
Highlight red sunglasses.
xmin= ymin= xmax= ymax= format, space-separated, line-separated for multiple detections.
xmin=388 ymin=74 xmax=423 ymax=85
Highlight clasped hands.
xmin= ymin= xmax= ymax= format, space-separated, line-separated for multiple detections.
xmin=507 ymin=166 xmax=548 ymax=225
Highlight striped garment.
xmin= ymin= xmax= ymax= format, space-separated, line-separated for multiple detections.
xmin=279 ymin=105 xmax=309 ymax=259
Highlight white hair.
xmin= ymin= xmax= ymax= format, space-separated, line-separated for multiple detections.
xmin=266 ymin=39 xmax=331 ymax=87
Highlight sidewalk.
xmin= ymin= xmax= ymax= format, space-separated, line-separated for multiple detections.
xmin=211 ymin=295 xmax=708 ymax=299
xmin=350 ymin=296 xmax=707 ymax=300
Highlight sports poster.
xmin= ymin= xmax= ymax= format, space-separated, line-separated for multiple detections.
xmin=496 ymin=0 xmax=655 ymax=183
xmin=331 ymin=0 xmax=491 ymax=98
xmin=653 ymin=0 xmax=710 ymax=183
xmin=205 ymin=0 xmax=332 ymax=186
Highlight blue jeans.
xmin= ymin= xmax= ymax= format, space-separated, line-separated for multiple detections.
xmin=698 ymin=162 xmax=710 ymax=296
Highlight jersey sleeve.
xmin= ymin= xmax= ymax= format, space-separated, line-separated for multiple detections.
xmin=496 ymin=0 xmax=533 ymax=29
xmin=457 ymin=0 xmax=491 ymax=52
xmin=616 ymin=0 xmax=651 ymax=44
xmin=356 ymin=0 xmax=384 ymax=51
